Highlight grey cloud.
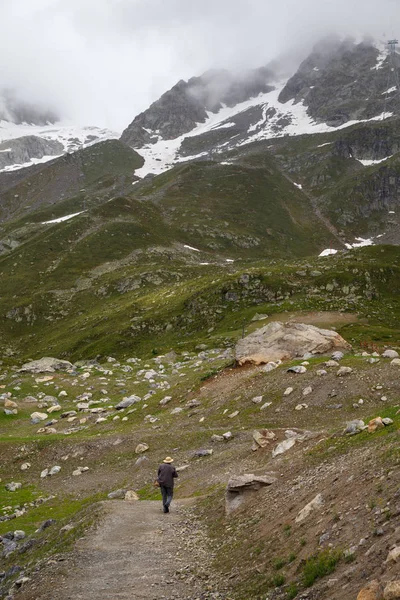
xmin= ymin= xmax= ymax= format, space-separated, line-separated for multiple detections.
xmin=0 ymin=0 xmax=399 ymax=130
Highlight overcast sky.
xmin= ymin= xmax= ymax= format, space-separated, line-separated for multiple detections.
xmin=0 ymin=0 xmax=399 ymax=131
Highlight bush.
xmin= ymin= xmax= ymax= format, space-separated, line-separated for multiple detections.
xmin=286 ymin=583 xmax=299 ymax=599
xmin=302 ymin=548 xmax=342 ymax=587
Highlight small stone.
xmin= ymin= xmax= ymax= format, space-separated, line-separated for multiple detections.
xmin=337 ymin=367 xmax=353 ymax=376
xmin=391 ymin=358 xmax=400 ymax=366
xmin=40 ymin=469 xmax=49 ymax=478
xmin=382 ymin=417 xmax=394 ymax=426
xmin=386 ymin=546 xmax=400 ymax=564
xmin=20 ymin=463 xmax=31 ymax=471
xmin=317 ymin=369 xmax=328 ymax=376
xmin=295 ymin=403 xmax=308 ymax=410
xmin=222 ymin=431 xmax=233 ymax=440
xmin=252 ymin=396 xmax=263 ymax=404
xmin=228 ymin=410 xmax=239 ymax=418
xmin=260 ymin=402 xmax=272 ymax=410
xmin=303 ymin=386 xmax=313 ymax=396
xmin=49 ymin=466 xmax=61 ymax=476
xmin=283 ymin=387 xmax=293 ymax=396
xmin=13 ymin=530 xmax=26 ymax=541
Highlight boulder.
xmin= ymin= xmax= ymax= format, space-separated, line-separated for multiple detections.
xmin=115 ymin=395 xmax=141 ymax=410
xmin=384 ymin=582 xmax=400 ymax=599
xmin=47 ymin=405 xmax=62 ymax=414
xmin=368 ymin=417 xmax=385 ymax=433
xmin=124 ymin=491 xmax=139 ymax=501
xmin=337 ymin=366 xmax=353 ymax=376
xmin=345 ymin=420 xmax=366 ymax=435
xmin=235 ymin=321 xmax=351 ymax=366
xmin=226 ymin=474 xmax=276 ymax=514
xmin=19 ymin=357 xmax=73 ymax=373
xmin=135 ymin=443 xmax=149 ymax=454
xmin=272 ymin=438 xmax=296 ymax=457
xmin=357 ymin=581 xmax=383 ymax=600
xmin=287 ymin=366 xmax=307 ymax=374
xmin=5 ymin=482 xmax=22 ymax=492
xmin=108 ymin=489 xmax=127 ymax=499
xmin=4 ymin=399 xmax=18 ymax=410
xmin=386 ymin=547 xmax=400 ymax=564
xmin=383 ymin=349 xmax=399 ymax=359
xmin=30 ymin=412 xmax=48 ymax=424
xmin=295 ymin=493 xmax=324 ymax=523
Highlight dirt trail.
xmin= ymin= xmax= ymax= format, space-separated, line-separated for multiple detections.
xmin=27 ymin=500 xmax=223 ymax=600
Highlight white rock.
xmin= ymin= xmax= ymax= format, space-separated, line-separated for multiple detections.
xmin=391 ymin=358 xmax=400 ymax=366
xmin=49 ymin=466 xmax=61 ymax=476
xmin=295 ymin=494 xmax=324 ymax=523
xmin=272 ymin=438 xmax=296 ymax=458
xmin=260 ymin=402 xmax=272 ymax=410
xmin=252 ymin=396 xmax=263 ymax=404
xmin=295 ymin=403 xmax=308 ymax=411
xmin=337 ymin=366 xmax=353 ymax=376
xmin=283 ymin=387 xmax=294 ymax=396
xmin=382 ymin=349 xmax=399 ymax=358
xmin=303 ymin=386 xmax=313 ymax=396
xmin=20 ymin=463 xmax=31 ymax=471
xmin=40 ymin=469 xmax=49 ymax=478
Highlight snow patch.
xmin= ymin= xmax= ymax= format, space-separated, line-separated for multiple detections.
xmin=183 ymin=244 xmax=200 ymax=252
xmin=382 ymin=86 xmax=397 ymax=95
xmin=345 ymin=237 xmax=374 ymax=249
xmin=41 ymin=211 xmax=85 ymax=225
xmin=319 ymin=248 xmax=338 ymax=257
xmin=358 ymin=156 xmax=393 ymax=166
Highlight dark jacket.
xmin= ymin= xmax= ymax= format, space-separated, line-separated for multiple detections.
xmin=157 ymin=463 xmax=178 ymax=488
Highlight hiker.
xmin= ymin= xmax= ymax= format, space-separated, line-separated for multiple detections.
xmin=157 ymin=456 xmax=178 ymax=513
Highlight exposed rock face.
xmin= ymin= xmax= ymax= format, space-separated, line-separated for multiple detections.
xmin=121 ymin=67 xmax=275 ymax=148
xmin=225 ymin=474 xmax=276 ymax=514
xmin=235 ymin=321 xmax=351 ymax=366
xmin=19 ymin=357 xmax=74 ymax=373
xmin=279 ymin=37 xmax=400 ymax=126
xmin=0 ymin=136 xmax=63 ymax=169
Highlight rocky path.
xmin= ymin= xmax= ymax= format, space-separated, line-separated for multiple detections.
xmin=36 ymin=500 xmax=225 ymax=600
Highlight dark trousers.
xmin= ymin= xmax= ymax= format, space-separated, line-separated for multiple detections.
xmin=160 ymin=485 xmax=173 ymax=509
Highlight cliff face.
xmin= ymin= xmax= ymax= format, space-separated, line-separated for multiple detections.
xmin=120 ymin=67 xmax=275 ymax=148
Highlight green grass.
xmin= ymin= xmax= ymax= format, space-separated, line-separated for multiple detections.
xmin=302 ymin=549 xmax=342 ymax=587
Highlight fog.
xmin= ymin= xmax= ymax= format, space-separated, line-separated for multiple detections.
xmin=0 ymin=0 xmax=399 ymax=130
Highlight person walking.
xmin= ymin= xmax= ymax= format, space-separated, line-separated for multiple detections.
xmin=157 ymin=456 xmax=178 ymax=513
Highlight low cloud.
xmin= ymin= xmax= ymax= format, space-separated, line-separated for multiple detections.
xmin=0 ymin=0 xmax=399 ymax=130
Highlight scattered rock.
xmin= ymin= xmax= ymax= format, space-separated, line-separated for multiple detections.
xmin=386 ymin=546 xmax=400 ymax=564
xmin=283 ymin=387 xmax=294 ymax=396
xmin=303 ymin=386 xmax=313 ymax=396
xmin=20 ymin=463 xmax=31 ymax=471
xmin=252 ymin=395 xmax=263 ymax=404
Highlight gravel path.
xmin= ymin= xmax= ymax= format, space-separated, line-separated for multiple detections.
xmin=54 ymin=500 xmax=224 ymax=600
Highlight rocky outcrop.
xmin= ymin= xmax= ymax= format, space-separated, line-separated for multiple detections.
xmin=279 ymin=37 xmax=400 ymax=126
xmin=19 ymin=357 xmax=74 ymax=373
xmin=0 ymin=136 xmax=63 ymax=169
xmin=225 ymin=474 xmax=276 ymax=514
xmin=121 ymin=67 xmax=275 ymax=148
xmin=235 ymin=321 xmax=351 ymax=366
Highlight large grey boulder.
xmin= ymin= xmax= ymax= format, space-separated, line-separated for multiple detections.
xmin=19 ymin=357 xmax=74 ymax=373
xmin=235 ymin=321 xmax=351 ymax=366
xmin=115 ymin=395 xmax=141 ymax=410
xmin=226 ymin=474 xmax=276 ymax=514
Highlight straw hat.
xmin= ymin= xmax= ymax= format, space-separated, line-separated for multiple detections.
xmin=163 ymin=456 xmax=174 ymax=463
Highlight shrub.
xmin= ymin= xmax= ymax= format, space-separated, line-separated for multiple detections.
xmin=302 ymin=548 xmax=342 ymax=587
